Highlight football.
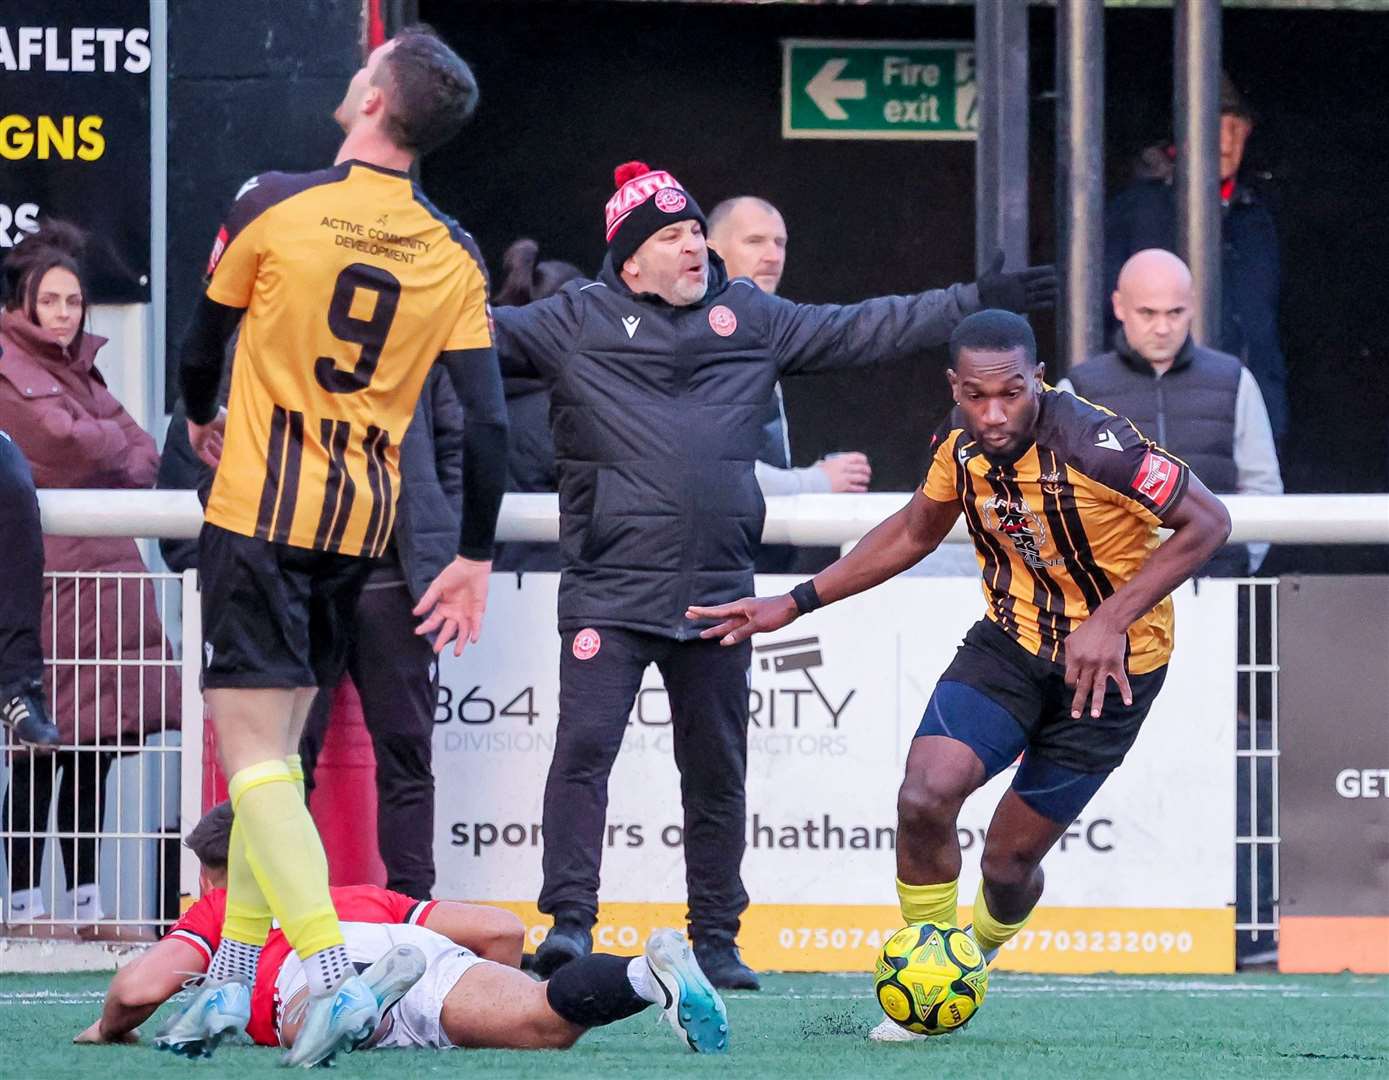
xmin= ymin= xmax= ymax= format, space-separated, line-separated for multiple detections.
xmin=873 ymin=923 xmax=990 ymax=1035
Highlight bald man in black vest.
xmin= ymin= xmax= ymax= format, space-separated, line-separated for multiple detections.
xmin=1060 ymin=248 xmax=1282 ymax=575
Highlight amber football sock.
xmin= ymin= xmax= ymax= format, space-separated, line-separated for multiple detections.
xmin=895 ymin=877 xmax=960 ymax=927
xmin=971 ymin=881 xmax=1033 ymax=953
xmin=228 ymin=759 xmax=345 ymax=968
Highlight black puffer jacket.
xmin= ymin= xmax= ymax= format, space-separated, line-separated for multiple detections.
xmin=493 ymin=252 xmax=978 ymax=638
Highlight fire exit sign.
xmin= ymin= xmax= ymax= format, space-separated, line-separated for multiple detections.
xmin=782 ymin=39 xmax=978 ymax=141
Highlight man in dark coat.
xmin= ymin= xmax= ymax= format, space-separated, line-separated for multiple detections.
xmin=1104 ymin=75 xmax=1288 ymax=446
xmin=494 ymin=161 xmax=1056 ymax=989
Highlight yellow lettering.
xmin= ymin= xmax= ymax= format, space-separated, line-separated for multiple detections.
xmin=0 ymin=115 xmax=33 ymax=160
xmin=76 ymin=115 xmax=104 ymax=161
xmin=37 ymin=115 xmax=74 ymax=160
xmin=0 ymin=115 xmax=102 ymax=160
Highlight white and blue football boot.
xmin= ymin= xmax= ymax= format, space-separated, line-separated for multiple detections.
xmin=152 ymin=974 xmax=251 ymax=1058
xmin=282 ymin=944 xmax=426 ymax=1069
xmin=355 ymin=943 xmax=428 ymax=1043
xmin=644 ymin=928 xmax=729 ymax=1054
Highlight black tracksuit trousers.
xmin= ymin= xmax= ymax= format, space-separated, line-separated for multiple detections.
xmin=300 ymin=582 xmax=438 ymax=898
xmin=538 ymin=626 xmax=752 ymax=945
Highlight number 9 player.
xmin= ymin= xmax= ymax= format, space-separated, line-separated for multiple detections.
xmin=165 ymin=25 xmax=509 ymax=1066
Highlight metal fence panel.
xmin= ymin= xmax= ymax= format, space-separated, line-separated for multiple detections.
xmin=1 ymin=570 xmax=186 ymax=939
xmin=1235 ymin=579 xmax=1279 ymax=962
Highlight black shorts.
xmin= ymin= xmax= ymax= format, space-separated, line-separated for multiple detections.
xmin=199 ymin=524 xmax=372 ymax=690
xmin=933 ymin=618 xmax=1167 ymax=775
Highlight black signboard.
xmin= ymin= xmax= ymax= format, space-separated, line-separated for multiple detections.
xmin=0 ymin=2 xmax=151 ymax=302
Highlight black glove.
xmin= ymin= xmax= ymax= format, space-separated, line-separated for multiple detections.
xmin=975 ymin=251 xmax=1058 ymax=312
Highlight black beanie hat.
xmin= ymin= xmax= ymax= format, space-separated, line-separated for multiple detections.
xmin=604 ymin=161 xmax=706 ymax=270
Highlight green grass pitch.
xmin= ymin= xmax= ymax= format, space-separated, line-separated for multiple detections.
xmin=2 ymin=971 xmax=1385 ymax=1078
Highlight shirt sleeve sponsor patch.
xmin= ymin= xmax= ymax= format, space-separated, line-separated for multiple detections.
xmin=204 ymin=226 xmax=229 ymax=280
xmin=1132 ymin=450 xmax=1180 ymax=508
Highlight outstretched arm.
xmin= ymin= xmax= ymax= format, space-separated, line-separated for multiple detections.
xmin=769 ymin=254 xmax=1056 ymax=376
xmin=686 ymin=490 xmax=961 ymax=644
xmin=76 ymin=937 xmax=208 ymax=1044
xmin=1061 ymin=475 xmax=1231 ymax=720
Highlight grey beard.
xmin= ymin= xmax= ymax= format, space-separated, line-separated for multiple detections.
xmin=671 ymin=273 xmax=709 ymax=306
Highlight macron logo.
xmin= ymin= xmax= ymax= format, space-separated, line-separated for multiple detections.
xmin=622 ymin=315 xmax=641 ymax=339
xmin=1095 ymin=430 xmax=1124 ymax=452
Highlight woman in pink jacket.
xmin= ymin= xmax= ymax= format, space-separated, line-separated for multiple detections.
xmin=0 ymin=223 xmax=179 ymax=930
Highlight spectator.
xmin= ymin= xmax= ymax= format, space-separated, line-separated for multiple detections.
xmin=1104 ymin=73 xmax=1289 ymax=447
xmin=158 ymin=364 xmax=464 ymax=901
xmin=0 ymin=430 xmax=59 ymax=748
xmin=492 ymin=239 xmax=584 ymax=574
xmin=707 ymin=196 xmax=872 ymax=573
xmin=494 ymin=161 xmax=1054 ymax=989
xmin=0 ymin=221 xmax=177 ymax=932
xmin=1060 ymin=248 xmax=1282 ymax=574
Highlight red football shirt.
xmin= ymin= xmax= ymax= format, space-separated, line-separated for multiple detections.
xmin=167 ymin=885 xmax=437 ymax=1046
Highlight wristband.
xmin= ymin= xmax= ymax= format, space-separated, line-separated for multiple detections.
xmin=790 ymin=580 xmax=822 ymax=616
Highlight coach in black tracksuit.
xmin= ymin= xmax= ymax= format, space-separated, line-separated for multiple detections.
xmin=496 ymin=162 xmax=1056 ymax=989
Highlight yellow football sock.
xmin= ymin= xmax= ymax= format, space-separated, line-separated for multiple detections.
xmin=228 ymin=759 xmax=344 ymax=960
xmin=971 ymin=881 xmax=1032 ymax=952
xmin=285 ymin=753 xmax=305 ymax=799
xmin=895 ymin=877 xmax=959 ymax=927
xmin=222 ymin=810 xmax=272 ymax=948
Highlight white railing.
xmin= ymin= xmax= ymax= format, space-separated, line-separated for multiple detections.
xmin=34 ymin=490 xmax=1389 ymax=545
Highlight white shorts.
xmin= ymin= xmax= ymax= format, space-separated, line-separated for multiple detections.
xmin=275 ymin=921 xmax=487 ymax=1050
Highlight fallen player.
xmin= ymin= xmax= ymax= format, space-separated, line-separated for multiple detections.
xmin=76 ymin=803 xmax=728 ymax=1055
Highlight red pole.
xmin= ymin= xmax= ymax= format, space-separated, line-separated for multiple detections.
xmin=367 ymin=0 xmax=386 ymax=51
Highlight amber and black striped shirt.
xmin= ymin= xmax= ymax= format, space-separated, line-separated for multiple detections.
xmin=922 ymin=389 xmax=1190 ymax=675
xmin=200 ymin=161 xmax=493 ymax=557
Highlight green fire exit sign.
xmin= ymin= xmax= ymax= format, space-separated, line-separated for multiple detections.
xmin=782 ymin=39 xmax=978 ymax=141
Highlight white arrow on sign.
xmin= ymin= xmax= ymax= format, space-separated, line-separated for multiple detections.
xmin=805 ymin=58 xmax=866 ymax=121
